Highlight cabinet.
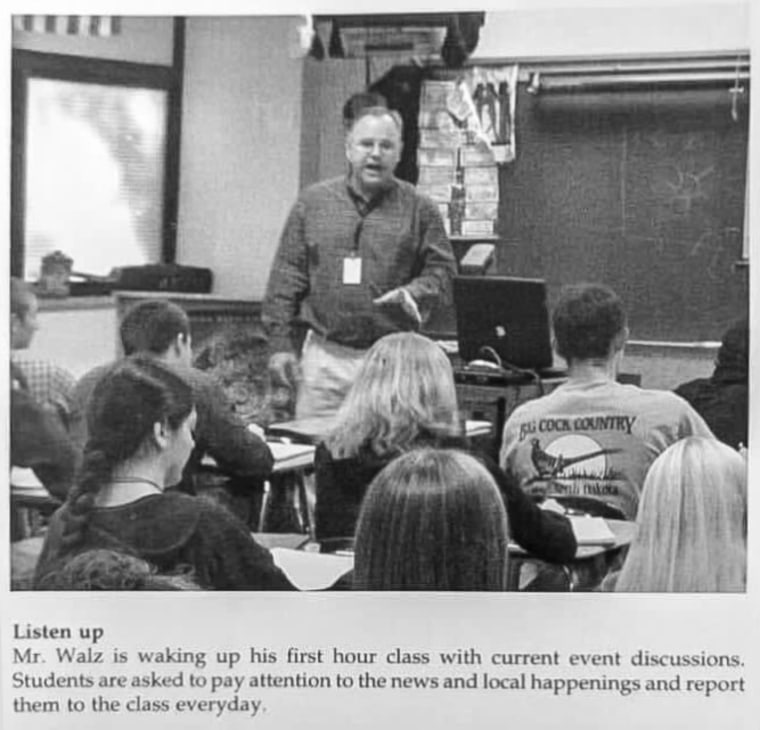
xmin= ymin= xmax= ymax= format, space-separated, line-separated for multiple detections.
xmin=456 ymin=376 xmax=565 ymax=461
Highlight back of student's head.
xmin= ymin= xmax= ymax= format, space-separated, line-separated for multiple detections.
xmin=62 ymin=357 xmax=194 ymax=549
xmin=120 ymin=300 xmax=191 ymax=356
xmin=327 ymin=332 xmax=460 ymax=459
xmin=616 ymin=436 xmax=746 ymax=593
xmin=552 ymin=283 xmax=627 ymax=363
xmin=35 ymin=549 xmax=199 ymax=590
xmin=353 ymin=449 xmax=509 ymax=591
xmin=11 ymin=277 xmax=35 ymax=317
xmin=715 ymin=318 xmax=748 ymax=381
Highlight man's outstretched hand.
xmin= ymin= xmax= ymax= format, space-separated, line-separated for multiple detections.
xmin=373 ymin=287 xmax=422 ymax=327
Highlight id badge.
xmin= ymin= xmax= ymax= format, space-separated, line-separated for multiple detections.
xmin=342 ymin=256 xmax=362 ymax=285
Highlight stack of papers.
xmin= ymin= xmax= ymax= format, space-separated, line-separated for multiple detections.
xmin=569 ymin=516 xmax=617 ymax=545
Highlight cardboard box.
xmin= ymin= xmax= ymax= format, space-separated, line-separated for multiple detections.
xmin=418 ymin=108 xmax=458 ymax=131
xmin=418 ymin=166 xmax=457 ymax=186
xmin=417 ymin=148 xmax=458 ymax=168
xmin=465 ymin=202 xmax=498 ymax=220
xmin=465 ymin=184 xmax=499 ymax=202
xmin=461 ymin=220 xmax=495 ymax=236
xmin=421 ymin=80 xmax=455 ymax=106
xmin=460 ymin=145 xmax=496 ymax=167
xmin=416 ymin=184 xmax=453 ymax=203
xmin=418 ymin=128 xmax=463 ymax=149
xmin=464 ymin=166 xmax=499 ymax=186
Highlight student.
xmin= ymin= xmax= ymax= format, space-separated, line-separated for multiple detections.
xmin=10 ymin=277 xmax=76 ymax=423
xmin=35 ymin=358 xmax=294 ymax=591
xmin=613 ymin=437 xmax=746 ymax=593
xmin=70 ymin=300 xmax=273 ymax=490
xmin=674 ymin=318 xmax=748 ymax=450
xmin=353 ymin=448 xmax=509 ymax=591
xmin=11 ymin=363 xmax=77 ymax=502
xmin=315 ymin=331 xmax=577 ymax=563
xmin=500 ymin=283 xmax=713 ymax=520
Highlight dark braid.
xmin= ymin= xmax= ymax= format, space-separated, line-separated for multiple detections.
xmin=59 ymin=356 xmax=194 ymax=549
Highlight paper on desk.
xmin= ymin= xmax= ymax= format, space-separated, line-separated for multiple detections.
xmin=268 ymin=442 xmax=316 ymax=468
xmin=569 ymin=516 xmax=617 ymax=545
xmin=271 ymin=548 xmax=353 ymax=591
xmin=465 ymin=420 xmax=492 ymax=437
xmin=10 ymin=467 xmax=44 ymax=490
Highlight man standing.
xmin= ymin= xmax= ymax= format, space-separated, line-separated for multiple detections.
xmin=263 ymin=106 xmax=456 ymax=420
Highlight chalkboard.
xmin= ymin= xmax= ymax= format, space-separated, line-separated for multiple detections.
xmin=497 ymin=86 xmax=749 ymax=341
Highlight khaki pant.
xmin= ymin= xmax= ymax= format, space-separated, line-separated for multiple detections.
xmin=295 ymin=330 xmax=368 ymax=421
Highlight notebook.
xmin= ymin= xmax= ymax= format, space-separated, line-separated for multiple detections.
xmin=454 ymin=275 xmax=554 ymax=371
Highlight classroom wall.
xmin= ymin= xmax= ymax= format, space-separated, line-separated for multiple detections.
xmin=176 ymin=16 xmax=304 ymax=300
xmin=23 ymin=304 xmax=117 ymax=378
xmin=301 ymin=2 xmax=749 ymax=193
xmin=12 ymin=16 xmax=305 ymax=301
xmin=12 ymin=16 xmax=174 ymax=64
xmin=473 ymin=2 xmax=749 ymax=59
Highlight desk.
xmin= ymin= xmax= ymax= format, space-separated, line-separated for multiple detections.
xmin=508 ymin=519 xmax=636 ymax=591
xmin=270 ymin=518 xmax=635 ymax=592
xmin=455 ymin=377 xmax=566 ymax=460
xmin=11 ymin=469 xmax=60 ymax=541
xmin=268 ymin=418 xmax=492 ymax=444
xmin=201 ymin=442 xmax=316 ymax=535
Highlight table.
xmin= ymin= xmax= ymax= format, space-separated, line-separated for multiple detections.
xmin=508 ymin=519 xmax=637 ymax=591
xmin=455 ymin=377 xmax=565 ymax=460
xmin=268 ymin=418 xmax=492 ymax=444
xmin=267 ymin=518 xmax=636 ymax=592
xmin=200 ymin=441 xmax=316 ymax=535
xmin=11 ymin=468 xmax=61 ymax=541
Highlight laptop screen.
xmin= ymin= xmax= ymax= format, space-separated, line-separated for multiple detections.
xmin=454 ymin=275 xmax=553 ymax=370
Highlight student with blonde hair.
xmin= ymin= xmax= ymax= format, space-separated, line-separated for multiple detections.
xmin=315 ymin=332 xmax=576 ymax=563
xmin=353 ymin=449 xmax=509 ymax=591
xmin=614 ymin=436 xmax=746 ymax=593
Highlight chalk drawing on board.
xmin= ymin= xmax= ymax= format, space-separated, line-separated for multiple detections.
xmin=665 ymin=166 xmax=713 ymax=215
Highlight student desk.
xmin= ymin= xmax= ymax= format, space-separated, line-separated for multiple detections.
xmin=10 ymin=468 xmax=61 ymax=541
xmin=263 ymin=419 xmax=493 ymax=539
xmin=509 ymin=518 xmax=636 ymax=592
xmin=454 ymin=376 xmax=566 ymax=460
xmin=267 ymin=418 xmax=492 ymax=443
xmin=200 ymin=442 xmax=316 ymax=535
xmin=263 ymin=518 xmax=636 ymax=592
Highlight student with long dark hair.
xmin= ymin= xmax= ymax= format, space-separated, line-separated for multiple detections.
xmin=35 ymin=357 xmax=293 ymax=591
xmin=353 ymin=449 xmax=509 ymax=591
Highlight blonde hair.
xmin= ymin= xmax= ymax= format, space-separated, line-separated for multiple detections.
xmin=616 ymin=437 xmax=746 ymax=593
xmin=327 ymin=332 xmax=460 ymax=459
xmin=353 ymin=449 xmax=509 ymax=591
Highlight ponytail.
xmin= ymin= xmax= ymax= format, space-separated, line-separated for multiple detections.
xmin=59 ymin=447 xmax=111 ymax=550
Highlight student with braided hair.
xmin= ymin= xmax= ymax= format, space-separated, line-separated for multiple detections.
xmin=34 ymin=357 xmax=294 ymax=591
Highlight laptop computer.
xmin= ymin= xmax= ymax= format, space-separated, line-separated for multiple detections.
xmin=454 ymin=275 xmax=555 ymax=372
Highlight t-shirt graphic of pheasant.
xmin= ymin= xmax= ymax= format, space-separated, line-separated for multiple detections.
xmin=528 ymin=437 xmax=622 ymax=483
